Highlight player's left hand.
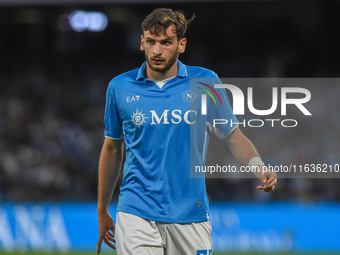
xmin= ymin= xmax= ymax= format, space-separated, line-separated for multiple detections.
xmin=256 ymin=166 xmax=277 ymax=192
xmin=97 ymin=210 xmax=116 ymax=254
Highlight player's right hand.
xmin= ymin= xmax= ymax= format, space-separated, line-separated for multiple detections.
xmin=256 ymin=166 xmax=277 ymax=192
xmin=97 ymin=210 xmax=116 ymax=254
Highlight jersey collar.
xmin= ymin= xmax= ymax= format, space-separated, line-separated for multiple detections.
xmin=136 ymin=60 xmax=188 ymax=81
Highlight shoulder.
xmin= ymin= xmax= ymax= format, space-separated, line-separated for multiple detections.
xmin=108 ymin=68 xmax=139 ymax=90
xmin=185 ymin=65 xmax=219 ymax=79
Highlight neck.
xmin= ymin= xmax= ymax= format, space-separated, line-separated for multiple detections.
xmin=146 ymin=61 xmax=178 ymax=81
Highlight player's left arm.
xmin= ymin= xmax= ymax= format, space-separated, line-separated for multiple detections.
xmin=224 ymin=127 xmax=277 ymax=192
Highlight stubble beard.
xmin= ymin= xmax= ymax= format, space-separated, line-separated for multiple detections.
xmin=145 ymin=51 xmax=179 ymax=74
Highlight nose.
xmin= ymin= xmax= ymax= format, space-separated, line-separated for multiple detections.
xmin=153 ymin=43 xmax=161 ymax=55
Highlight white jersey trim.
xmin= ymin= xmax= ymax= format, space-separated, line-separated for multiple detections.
xmin=146 ymin=77 xmax=176 ymax=89
xmin=105 ymin=135 xmax=124 ymax=140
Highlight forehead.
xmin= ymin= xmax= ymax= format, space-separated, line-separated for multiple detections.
xmin=143 ymin=24 xmax=178 ymax=40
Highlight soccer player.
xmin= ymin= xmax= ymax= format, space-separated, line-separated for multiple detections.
xmin=97 ymin=8 xmax=277 ymax=255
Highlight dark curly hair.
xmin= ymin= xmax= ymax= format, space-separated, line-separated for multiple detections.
xmin=142 ymin=8 xmax=195 ymax=40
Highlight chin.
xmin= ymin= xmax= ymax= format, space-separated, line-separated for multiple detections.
xmin=151 ymin=65 xmax=167 ymax=72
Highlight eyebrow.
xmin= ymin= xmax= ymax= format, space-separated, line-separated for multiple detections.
xmin=144 ymin=35 xmax=175 ymax=41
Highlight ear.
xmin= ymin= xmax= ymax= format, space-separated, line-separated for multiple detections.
xmin=140 ymin=35 xmax=145 ymax=51
xmin=178 ymin=38 xmax=187 ymax=54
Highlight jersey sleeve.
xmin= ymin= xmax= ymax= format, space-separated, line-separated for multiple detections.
xmin=207 ymin=74 xmax=238 ymax=139
xmin=104 ymin=81 xmax=124 ymax=139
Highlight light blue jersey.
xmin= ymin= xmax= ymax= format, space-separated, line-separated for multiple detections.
xmin=104 ymin=60 xmax=237 ymax=223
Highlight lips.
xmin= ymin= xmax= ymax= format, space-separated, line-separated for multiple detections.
xmin=152 ymin=59 xmax=165 ymax=64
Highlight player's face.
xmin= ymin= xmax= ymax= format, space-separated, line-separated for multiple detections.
xmin=140 ymin=25 xmax=187 ymax=74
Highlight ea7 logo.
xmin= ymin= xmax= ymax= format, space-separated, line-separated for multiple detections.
xmin=202 ymin=84 xmax=312 ymax=116
xmin=126 ymin=96 xmax=140 ymax=102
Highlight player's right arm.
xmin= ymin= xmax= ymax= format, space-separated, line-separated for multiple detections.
xmin=97 ymin=137 xmax=124 ymax=254
xmin=224 ymin=127 xmax=277 ymax=192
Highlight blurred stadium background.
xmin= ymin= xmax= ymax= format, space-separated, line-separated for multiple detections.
xmin=0 ymin=0 xmax=340 ymax=254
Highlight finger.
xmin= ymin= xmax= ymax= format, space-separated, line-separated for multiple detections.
xmin=263 ymin=173 xmax=277 ymax=188
xmin=265 ymin=177 xmax=276 ymax=188
xmin=106 ymin=232 xmax=116 ymax=243
xmin=104 ymin=236 xmax=116 ymax=250
xmin=257 ymin=178 xmax=267 ymax=190
xmin=97 ymin=236 xmax=103 ymax=254
xmin=264 ymin=185 xmax=275 ymax=192
xmin=265 ymin=185 xmax=275 ymax=192
xmin=107 ymin=231 xmax=115 ymax=238
xmin=106 ymin=236 xmax=116 ymax=243
xmin=257 ymin=184 xmax=276 ymax=192
xmin=267 ymin=174 xmax=277 ymax=184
